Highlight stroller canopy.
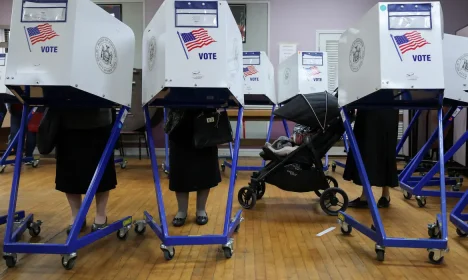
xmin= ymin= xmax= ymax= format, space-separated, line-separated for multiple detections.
xmin=273 ymin=92 xmax=340 ymax=131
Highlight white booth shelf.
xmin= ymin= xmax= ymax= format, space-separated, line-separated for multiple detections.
xmin=142 ymin=0 xmax=243 ymax=108
xmin=277 ymin=51 xmax=329 ymax=105
xmin=5 ymin=0 xmax=135 ymax=107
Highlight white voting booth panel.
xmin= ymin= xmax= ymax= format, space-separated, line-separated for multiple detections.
xmin=5 ymin=0 xmax=135 ymax=106
xmin=243 ymin=51 xmax=276 ymax=105
xmin=0 ymin=54 xmax=12 ymax=96
xmin=277 ymin=51 xmax=328 ymax=105
xmin=443 ymin=34 xmax=468 ymax=103
xmin=338 ymin=2 xmax=444 ymax=106
xmin=142 ymin=0 xmax=244 ymax=107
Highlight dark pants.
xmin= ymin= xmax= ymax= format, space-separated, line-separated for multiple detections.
xmin=9 ymin=110 xmax=37 ymax=158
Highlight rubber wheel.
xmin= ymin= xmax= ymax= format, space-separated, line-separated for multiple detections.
xmin=238 ymin=187 xmax=257 ymax=209
xmin=428 ymin=251 xmax=444 ymax=264
xmin=116 ymin=229 xmax=128 ymax=240
xmin=135 ymin=224 xmax=146 ymax=235
xmin=4 ymin=256 xmax=17 ymax=268
xmin=223 ymin=247 xmax=233 ymax=259
xmin=417 ymin=197 xmax=427 ymax=208
xmin=32 ymin=160 xmax=39 ymax=168
xmin=163 ymin=248 xmax=175 ymax=260
xmin=62 ymin=257 xmax=77 ymax=270
xmin=0 ymin=166 xmax=5 ymax=174
xmin=319 ymin=187 xmax=349 ymax=216
xmin=403 ymin=191 xmax=413 ymax=200
xmin=456 ymin=228 xmax=467 ymax=237
xmin=315 ymin=175 xmax=338 ymax=197
xmin=376 ymin=250 xmax=385 ymax=262
xmin=332 ymin=163 xmax=336 ymax=172
xmin=120 ymin=161 xmax=127 ymax=169
xmin=341 ymin=225 xmax=352 ymax=235
xmin=221 ymin=164 xmax=226 ymax=172
xmin=28 ymin=226 xmax=41 ymax=237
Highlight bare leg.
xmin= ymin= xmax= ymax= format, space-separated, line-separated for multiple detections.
xmin=381 ymin=187 xmax=390 ymax=198
xmin=66 ymin=193 xmax=82 ymax=225
xmin=95 ymin=191 xmax=109 ymax=224
xmin=196 ymin=189 xmax=210 ymax=217
xmin=175 ymin=192 xmax=189 ymax=218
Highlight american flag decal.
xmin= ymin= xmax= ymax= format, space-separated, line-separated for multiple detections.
xmin=180 ymin=28 xmax=216 ymax=52
xmin=243 ymin=65 xmax=258 ymax=77
xmin=393 ymin=31 xmax=430 ymax=54
xmin=26 ymin=23 xmax=59 ymax=45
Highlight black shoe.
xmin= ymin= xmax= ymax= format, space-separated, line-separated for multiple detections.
xmin=66 ymin=221 xmax=87 ymax=235
xmin=377 ymin=197 xmax=391 ymax=208
xmin=196 ymin=212 xmax=208 ymax=226
xmin=348 ymin=197 xmax=368 ymax=208
xmin=91 ymin=217 xmax=108 ymax=232
xmin=172 ymin=216 xmax=187 ymax=227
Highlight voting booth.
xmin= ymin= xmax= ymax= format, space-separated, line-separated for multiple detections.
xmin=277 ymin=51 xmax=329 ymax=104
xmin=136 ymin=0 xmax=244 ymax=261
xmin=0 ymin=54 xmax=14 ymax=100
xmin=243 ymin=51 xmax=276 ymax=105
xmin=337 ymin=2 xmax=448 ymax=264
xmin=142 ymin=0 xmax=243 ymax=107
xmin=2 ymin=0 xmax=135 ymax=270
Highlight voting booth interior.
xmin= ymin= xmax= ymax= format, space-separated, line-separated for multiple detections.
xmin=336 ymin=2 xmax=449 ymax=264
xmin=221 ymin=51 xmax=278 ymax=172
xmin=135 ymin=0 xmax=244 ymax=260
xmin=2 ymin=0 xmax=135 ymax=270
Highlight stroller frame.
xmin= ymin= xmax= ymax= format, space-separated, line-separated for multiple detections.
xmin=0 ymin=107 xmax=39 ymax=174
xmin=338 ymin=93 xmax=449 ymax=264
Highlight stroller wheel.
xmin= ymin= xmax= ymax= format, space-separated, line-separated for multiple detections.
xmin=314 ymin=176 xmax=339 ymax=197
xmin=238 ymin=187 xmax=257 ymax=209
xmin=319 ymin=188 xmax=349 ymax=216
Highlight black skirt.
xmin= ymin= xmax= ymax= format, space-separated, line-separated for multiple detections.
xmin=168 ymin=109 xmax=221 ymax=193
xmin=55 ymin=125 xmax=117 ymax=194
xmin=343 ymin=109 xmax=399 ymax=187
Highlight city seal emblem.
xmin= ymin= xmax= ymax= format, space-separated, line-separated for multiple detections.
xmin=349 ymin=38 xmax=365 ymax=72
xmin=148 ymin=36 xmax=156 ymax=71
xmin=455 ymin=54 xmax=468 ymax=80
xmin=95 ymin=37 xmax=118 ymax=74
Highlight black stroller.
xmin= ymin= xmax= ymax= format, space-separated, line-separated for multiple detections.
xmin=237 ymin=92 xmax=350 ymax=216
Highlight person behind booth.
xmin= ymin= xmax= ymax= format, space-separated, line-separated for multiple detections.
xmin=55 ymin=108 xmax=117 ymax=234
xmin=165 ymin=108 xmax=221 ymax=227
xmin=0 ymin=102 xmax=6 ymax=127
xmin=6 ymin=103 xmax=37 ymax=164
xmin=343 ymin=107 xmax=400 ymax=208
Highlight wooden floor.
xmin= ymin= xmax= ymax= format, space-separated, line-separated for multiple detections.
xmin=0 ymin=158 xmax=467 ymax=280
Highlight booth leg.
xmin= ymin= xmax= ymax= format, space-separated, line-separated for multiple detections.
xmin=261 ymin=105 xmax=276 ymax=167
xmin=162 ymin=108 xmax=170 ymax=175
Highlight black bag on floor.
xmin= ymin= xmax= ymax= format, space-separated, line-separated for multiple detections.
xmin=193 ymin=110 xmax=233 ymax=148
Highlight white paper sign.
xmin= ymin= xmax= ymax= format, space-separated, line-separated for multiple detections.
xmin=279 ymin=43 xmax=297 ymax=64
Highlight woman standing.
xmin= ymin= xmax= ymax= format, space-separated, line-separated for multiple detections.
xmin=166 ymin=109 xmax=221 ymax=227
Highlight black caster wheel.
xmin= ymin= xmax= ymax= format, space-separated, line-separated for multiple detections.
xmin=62 ymin=256 xmax=77 ymax=270
xmin=428 ymin=223 xmax=441 ymax=239
xmin=116 ymin=229 xmax=129 ymax=240
xmin=403 ymin=190 xmax=413 ymax=200
xmin=234 ymin=224 xmax=241 ymax=233
xmin=416 ymin=196 xmax=427 ymax=208
xmin=161 ymin=247 xmax=175 ymax=261
xmin=223 ymin=247 xmax=233 ymax=259
xmin=238 ymin=187 xmax=257 ymax=209
xmin=340 ymin=225 xmax=352 ymax=235
xmin=0 ymin=165 xmax=5 ymax=174
xmin=456 ymin=228 xmax=468 ymax=237
xmin=315 ymin=175 xmax=338 ymax=197
xmin=28 ymin=221 xmax=41 ymax=237
xmin=371 ymin=224 xmax=376 ymax=231
xmin=256 ymin=182 xmax=266 ymax=200
xmin=32 ymin=160 xmax=39 ymax=168
xmin=331 ymin=163 xmax=336 ymax=172
xmin=420 ymin=172 xmax=426 ymax=176
xmin=120 ymin=161 xmax=127 ymax=169
xmin=134 ymin=223 xmax=146 ymax=235
xmin=376 ymin=250 xmax=385 ymax=262
xmin=428 ymin=251 xmax=444 ymax=264
xmin=4 ymin=254 xmax=17 ymax=268
xmin=319 ymin=187 xmax=349 ymax=216
xmin=221 ymin=164 xmax=226 ymax=172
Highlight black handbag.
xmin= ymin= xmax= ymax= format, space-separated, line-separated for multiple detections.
xmin=37 ymin=108 xmax=60 ymax=155
xmin=193 ymin=110 xmax=233 ymax=148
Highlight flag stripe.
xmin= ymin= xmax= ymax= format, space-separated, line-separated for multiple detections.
xmin=394 ymin=31 xmax=430 ymax=54
xmin=244 ymin=65 xmax=258 ymax=77
xmin=27 ymin=23 xmax=59 ymax=45
xmin=181 ymin=28 xmax=216 ymax=52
